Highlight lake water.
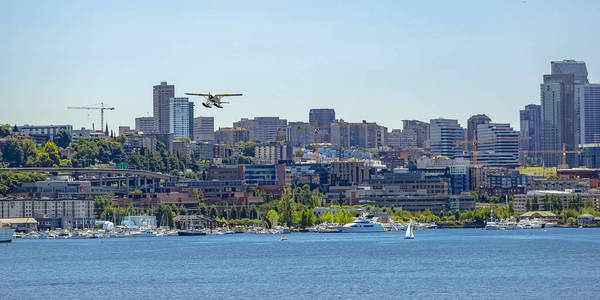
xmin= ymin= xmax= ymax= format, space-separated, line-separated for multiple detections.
xmin=1 ymin=228 xmax=600 ymax=299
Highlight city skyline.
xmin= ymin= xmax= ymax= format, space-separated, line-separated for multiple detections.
xmin=2 ymin=1 xmax=600 ymax=133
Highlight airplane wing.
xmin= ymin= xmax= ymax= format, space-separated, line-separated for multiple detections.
xmin=185 ymin=93 xmax=211 ymax=96
xmin=215 ymin=93 xmax=243 ymax=97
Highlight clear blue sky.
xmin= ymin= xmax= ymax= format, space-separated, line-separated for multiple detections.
xmin=2 ymin=0 xmax=600 ymax=133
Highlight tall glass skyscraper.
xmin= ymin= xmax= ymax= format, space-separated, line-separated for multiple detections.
xmin=169 ymin=97 xmax=194 ymax=139
xmin=520 ymin=104 xmax=541 ymax=164
xmin=540 ymin=60 xmax=588 ymax=167
xmin=580 ymin=84 xmax=600 ymax=144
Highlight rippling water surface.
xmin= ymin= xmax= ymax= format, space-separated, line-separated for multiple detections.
xmin=2 ymin=228 xmax=600 ymax=299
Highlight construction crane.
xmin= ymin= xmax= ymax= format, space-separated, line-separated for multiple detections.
xmin=297 ymin=120 xmax=325 ymax=163
xmin=521 ymin=143 xmax=583 ymax=169
xmin=67 ymin=102 xmax=115 ymax=133
xmin=455 ymin=136 xmax=530 ymax=166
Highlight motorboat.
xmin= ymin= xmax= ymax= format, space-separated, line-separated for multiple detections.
xmin=340 ymin=218 xmax=385 ymax=233
xmin=132 ymin=229 xmax=157 ymax=237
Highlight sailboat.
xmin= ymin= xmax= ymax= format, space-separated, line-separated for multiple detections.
xmin=404 ymin=221 xmax=414 ymax=239
xmin=178 ymin=215 xmax=206 ymax=236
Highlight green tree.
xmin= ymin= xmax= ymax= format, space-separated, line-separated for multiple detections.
xmin=154 ymin=203 xmax=175 ymax=228
xmin=2 ymin=139 xmax=24 ymax=167
xmin=265 ymin=209 xmax=278 ymax=228
xmin=0 ymin=124 xmax=11 ymax=138
xmin=0 ymin=172 xmax=45 ymax=195
xmin=508 ymin=196 xmax=515 ymax=216
xmin=525 ymin=198 xmax=532 ymax=212
xmin=197 ymin=202 xmax=208 ymax=216
xmin=300 ymin=206 xmax=315 ymax=228
xmin=54 ymin=129 xmax=72 ymax=148
xmin=531 ymin=195 xmax=539 ymax=211
xmin=277 ymin=188 xmax=295 ymax=226
xmin=584 ymin=197 xmax=594 ymax=209
xmin=209 ymin=205 xmax=218 ymax=219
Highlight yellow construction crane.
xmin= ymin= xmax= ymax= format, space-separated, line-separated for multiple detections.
xmin=455 ymin=136 xmax=530 ymax=166
xmin=67 ymin=102 xmax=115 ymax=132
xmin=521 ymin=143 xmax=583 ymax=169
xmin=297 ymin=120 xmax=325 ymax=163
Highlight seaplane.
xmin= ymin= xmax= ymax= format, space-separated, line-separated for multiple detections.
xmin=184 ymin=92 xmax=243 ymax=108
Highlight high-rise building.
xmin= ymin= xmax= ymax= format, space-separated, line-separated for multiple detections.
xmin=193 ymin=116 xmax=214 ymax=143
xmin=476 ymin=123 xmax=520 ymax=168
xmin=386 ymin=129 xmax=417 ymax=149
xmin=402 ymin=120 xmax=429 ymax=148
xmin=467 ymin=114 xmax=491 ymax=147
xmin=330 ymin=120 xmax=386 ymax=149
xmin=169 ymin=97 xmax=194 ymax=139
xmin=286 ymin=121 xmax=313 ymax=146
xmin=580 ymin=84 xmax=600 ymax=144
xmin=233 ymin=117 xmax=287 ymax=142
xmin=215 ymin=127 xmax=249 ymax=145
xmin=540 ymin=60 xmax=588 ymax=167
xmin=520 ymin=104 xmax=542 ymax=164
xmin=153 ymin=82 xmax=175 ymax=135
xmin=135 ymin=117 xmax=156 ymax=134
xmin=309 ymin=109 xmax=335 ymax=143
xmin=429 ymin=118 xmax=464 ymax=158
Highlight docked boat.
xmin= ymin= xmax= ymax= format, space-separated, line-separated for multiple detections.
xmin=178 ymin=230 xmax=206 ymax=236
xmin=485 ymin=209 xmax=500 ymax=230
xmin=314 ymin=224 xmax=341 ymax=233
xmin=404 ymin=221 xmax=414 ymax=239
xmin=340 ymin=218 xmax=385 ymax=233
xmin=132 ymin=229 xmax=157 ymax=237
xmin=0 ymin=224 xmax=15 ymax=243
xmin=498 ymin=219 xmax=519 ymax=230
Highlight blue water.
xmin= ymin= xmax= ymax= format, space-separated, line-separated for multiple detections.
xmin=2 ymin=228 xmax=600 ymax=299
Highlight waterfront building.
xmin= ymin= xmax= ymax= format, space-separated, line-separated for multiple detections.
xmin=169 ymin=97 xmax=194 ymax=139
xmin=0 ymin=196 xmax=95 ymax=229
xmin=135 ymin=116 xmax=156 ymax=134
xmin=309 ymin=109 xmax=335 ymax=143
xmin=429 ymin=118 xmax=464 ymax=158
xmin=215 ymin=127 xmax=249 ymax=145
xmin=153 ymin=81 xmax=175 ymax=135
xmin=193 ymin=116 xmax=214 ymax=143
xmin=513 ymin=190 xmax=600 ymax=212
xmin=476 ymin=123 xmax=520 ymax=168
xmin=233 ymin=117 xmax=287 ymax=142
xmin=520 ymin=104 xmax=542 ymax=164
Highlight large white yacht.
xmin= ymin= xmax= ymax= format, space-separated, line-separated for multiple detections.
xmin=340 ymin=218 xmax=385 ymax=233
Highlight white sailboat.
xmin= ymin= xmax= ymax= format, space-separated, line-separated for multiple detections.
xmin=404 ymin=221 xmax=414 ymax=239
